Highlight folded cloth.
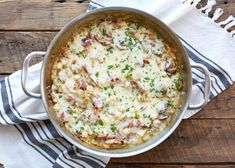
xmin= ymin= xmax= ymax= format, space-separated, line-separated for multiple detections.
xmin=0 ymin=0 xmax=235 ymax=167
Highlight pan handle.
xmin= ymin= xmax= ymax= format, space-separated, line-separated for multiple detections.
xmin=21 ymin=51 xmax=46 ymax=99
xmin=188 ymin=63 xmax=211 ymax=110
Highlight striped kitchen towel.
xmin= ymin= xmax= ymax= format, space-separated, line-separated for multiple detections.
xmin=0 ymin=0 xmax=235 ymax=168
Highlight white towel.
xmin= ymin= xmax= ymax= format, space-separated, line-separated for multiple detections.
xmin=0 ymin=0 xmax=235 ymax=167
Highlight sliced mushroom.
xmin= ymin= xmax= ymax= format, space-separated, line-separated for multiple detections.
xmin=81 ymin=38 xmax=92 ymax=47
xmin=165 ymin=63 xmax=177 ymax=76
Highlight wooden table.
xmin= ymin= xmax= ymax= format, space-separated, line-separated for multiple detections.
xmin=0 ymin=0 xmax=235 ymax=167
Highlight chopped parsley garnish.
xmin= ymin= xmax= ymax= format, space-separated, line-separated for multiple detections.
xmin=98 ymin=119 xmax=104 ymax=126
xmin=67 ymin=107 xmax=75 ymax=114
xmin=174 ymin=76 xmax=184 ymax=91
xmin=125 ymin=73 xmax=133 ymax=80
xmin=100 ymin=28 xmax=106 ymax=36
xmin=156 ymin=32 xmax=161 ymax=39
xmin=150 ymin=79 xmax=154 ymax=88
xmin=106 ymin=46 xmax=114 ymax=53
xmin=134 ymin=112 xmax=139 ymax=119
xmin=76 ymin=51 xmax=87 ymax=58
xmin=107 ymin=65 xmax=114 ymax=69
xmin=144 ymin=77 xmax=150 ymax=81
xmin=80 ymin=126 xmax=84 ymax=130
xmin=58 ymin=95 xmax=63 ymax=98
xmin=110 ymin=85 xmax=114 ymax=89
xmin=115 ymin=64 xmax=120 ymax=68
xmin=135 ymin=22 xmax=141 ymax=30
xmin=104 ymin=86 xmax=108 ymax=91
xmin=95 ymin=72 xmax=99 ymax=77
xmin=122 ymin=64 xmax=134 ymax=73
xmin=140 ymin=106 xmax=145 ymax=111
xmin=127 ymin=37 xmax=137 ymax=50
xmin=143 ymin=113 xmax=148 ymax=118
xmin=110 ymin=124 xmax=117 ymax=132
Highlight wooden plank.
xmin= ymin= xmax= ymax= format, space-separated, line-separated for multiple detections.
xmin=0 ymin=31 xmax=235 ymax=119
xmin=110 ymin=119 xmax=235 ymax=163
xmin=0 ymin=0 xmax=234 ymax=30
xmin=107 ymin=164 xmax=235 ymax=168
xmin=0 ymin=32 xmax=56 ymax=73
xmin=0 ymin=0 xmax=89 ymax=30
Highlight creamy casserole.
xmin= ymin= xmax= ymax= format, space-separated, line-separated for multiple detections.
xmin=50 ymin=19 xmax=183 ymax=149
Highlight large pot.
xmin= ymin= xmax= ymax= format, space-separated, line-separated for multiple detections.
xmin=21 ymin=7 xmax=211 ymax=158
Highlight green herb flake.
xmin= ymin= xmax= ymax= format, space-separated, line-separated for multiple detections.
xmin=110 ymin=124 xmax=117 ymax=132
xmin=80 ymin=126 xmax=84 ymax=130
xmin=115 ymin=64 xmax=120 ymax=68
xmin=104 ymin=86 xmax=108 ymax=91
xmin=107 ymin=65 xmax=114 ymax=69
xmin=58 ymin=95 xmax=63 ymax=98
xmin=143 ymin=113 xmax=148 ymax=118
xmin=100 ymin=28 xmax=106 ymax=36
xmin=110 ymin=85 xmax=114 ymax=89
xmin=125 ymin=73 xmax=133 ymax=80
xmin=134 ymin=112 xmax=139 ymax=119
xmin=95 ymin=72 xmax=99 ymax=77
xmin=144 ymin=77 xmax=150 ymax=81
xmin=106 ymin=46 xmax=114 ymax=53
xmin=156 ymin=32 xmax=161 ymax=39
xmin=67 ymin=107 xmax=75 ymax=115
xmin=98 ymin=119 xmax=104 ymax=126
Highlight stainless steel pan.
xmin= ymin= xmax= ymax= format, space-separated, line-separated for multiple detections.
xmin=21 ymin=7 xmax=211 ymax=157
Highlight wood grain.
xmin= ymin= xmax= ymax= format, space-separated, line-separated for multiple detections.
xmin=0 ymin=0 xmax=235 ymax=168
xmin=0 ymin=32 xmax=55 ymax=73
xmin=110 ymin=119 xmax=235 ymax=164
xmin=0 ymin=0 xmax=234 ymax=30
xmin=0 ymin=0 xmax=89 ymax=30
xmin=107 ymin=164 xmax=235 ymax=168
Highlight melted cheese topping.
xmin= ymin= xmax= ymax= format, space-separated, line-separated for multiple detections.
xmin=50 ymin=19 xmax=183 ymax=149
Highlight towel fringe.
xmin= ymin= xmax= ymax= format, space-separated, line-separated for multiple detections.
xmin=199 ymin=0 xmax=216 ymax=16
xmin=182 ymin=0 xmax=201 ymax=7
xmin=211 ymin=8 xmax=223 ymax=21
xmin=230 ymin=30 xmax=235 ymax=40
xmin=190 ymin=0 xmax=235 ymax=39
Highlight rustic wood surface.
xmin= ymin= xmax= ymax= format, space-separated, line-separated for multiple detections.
xmin=0 ymin=0 xmax=235 ymax=168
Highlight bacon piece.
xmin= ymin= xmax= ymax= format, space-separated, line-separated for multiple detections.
xmin=130 ymin=80 xmax=146 ymax=93
xmin=111 ymin=77 xmax=120 ymax=82
xmin=127 ymin=120 xmax=134 ymax=128
xmin=80 ymin=83 xmax=87 ymax=91
xmin=130 ymin=80 xmax=139 ymax=87
xmin=96 ymin=134 xmax=108 ymax=140
xmin=143 ymin=59 xmax=150 ymax=65
xmin=137 ymin=120 xmax=142 ymax=127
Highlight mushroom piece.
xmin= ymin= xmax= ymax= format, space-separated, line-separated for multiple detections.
xmin=92 ymin=96 xmax=104 ymax=109
xmin=81 ymin=38 xmax=92 ymax=47
xmin=165 ymin=63 xmax=177 ymax=76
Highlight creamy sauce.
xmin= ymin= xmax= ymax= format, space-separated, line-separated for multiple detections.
xmin=50 ymin=19 xmax=183 ymax=149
